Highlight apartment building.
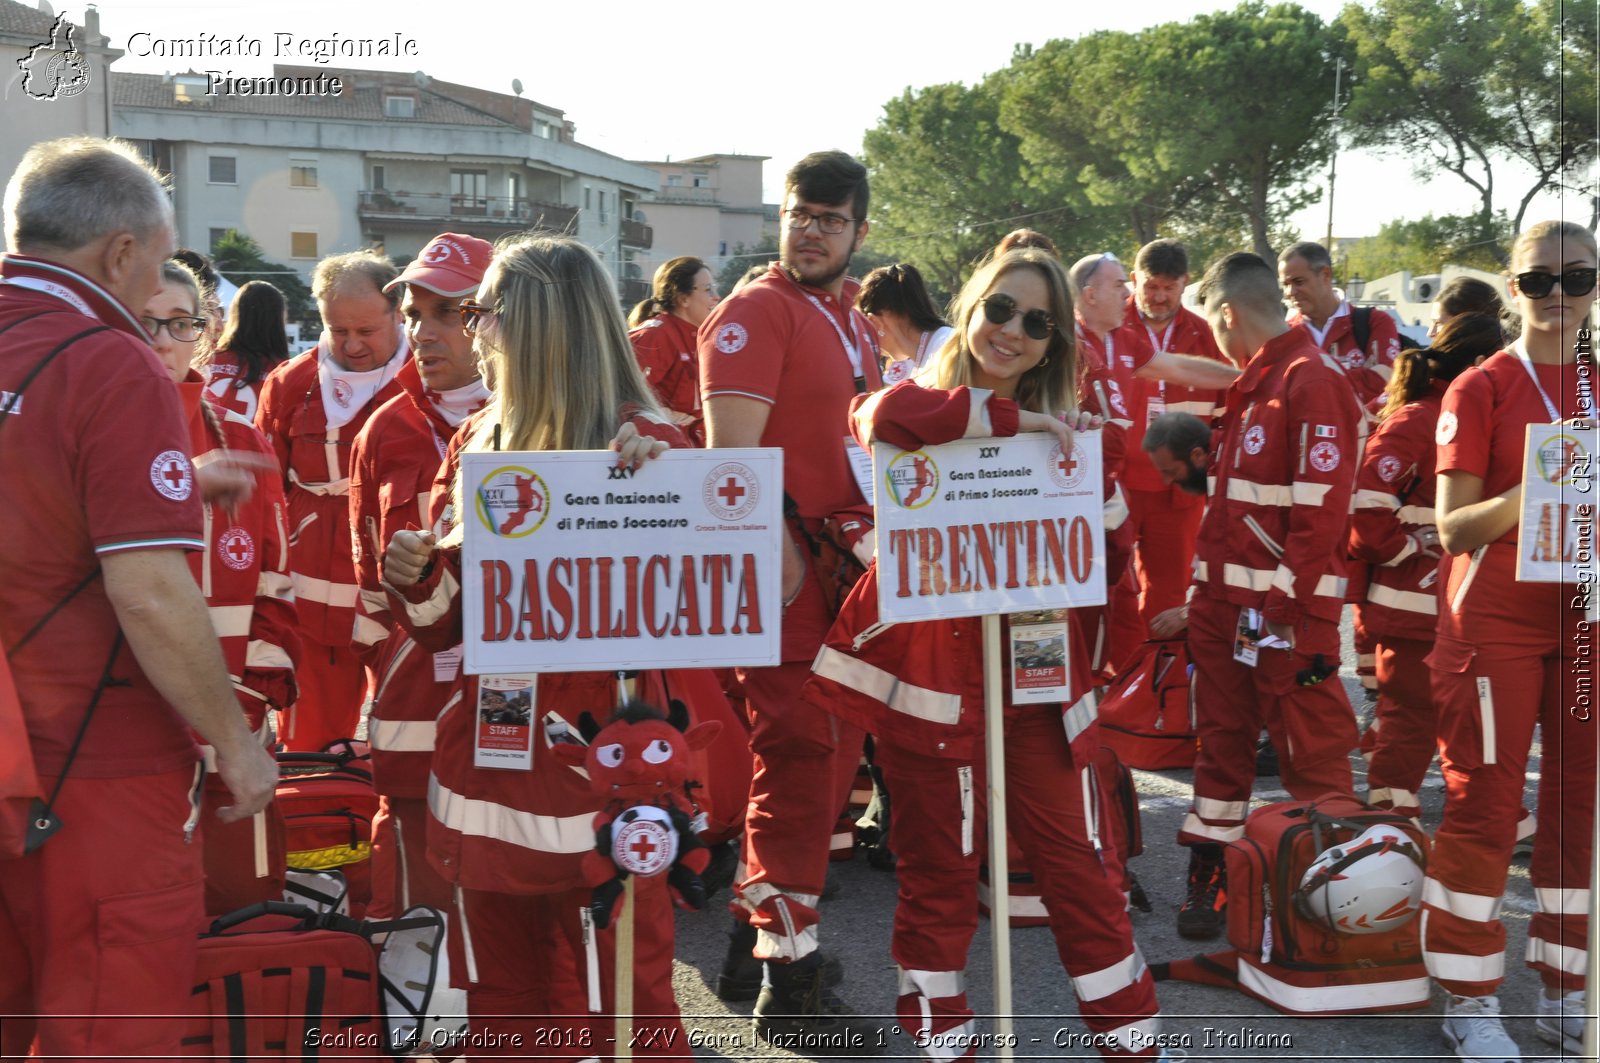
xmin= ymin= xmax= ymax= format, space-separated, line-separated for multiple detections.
xmin=111 ymin=65 xmax=657 ymax=294
xmin=633 ymin=154 xmax=778 ymax=285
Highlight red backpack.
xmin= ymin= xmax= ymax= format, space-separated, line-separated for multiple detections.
xmin=1154 ymin=794 xmax=1432 ymax=1015
xmin=275 ymin=741 xmax=378 ymax=918
xmin=1097 ymin=639 xmax=1196 ymax=770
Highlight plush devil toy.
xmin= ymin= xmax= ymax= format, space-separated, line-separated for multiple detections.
xmin=551 ymin=700 xmax=721 ymax=929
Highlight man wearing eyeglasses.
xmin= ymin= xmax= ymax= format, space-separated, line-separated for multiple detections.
xmin=698 ymin=151 xmax=883 ymax=1049
xmin=257 ymin=251 xmax=410 ymax=752
xmin=348 ymin=233 xmax=492 ymax=920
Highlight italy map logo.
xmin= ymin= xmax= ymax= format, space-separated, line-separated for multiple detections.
xmin=19 ymin=14 xmax=90 ymax=101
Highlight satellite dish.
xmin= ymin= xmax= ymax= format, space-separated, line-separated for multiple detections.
xmin=413 ymin=71 xmax=430 ymax=88
xmin=511 ymin=78 xmax=523 ymax=96
xmin=37 ymin=0 xmax=54 ymax=15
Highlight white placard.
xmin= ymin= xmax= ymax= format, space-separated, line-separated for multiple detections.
xmin=461 ymin=448 xmax=783 ymax=673
xmin=1517 ymin=422 xmax=1597 ymax=585
xmin=873 ymin=433 xmax=1107 ymax=624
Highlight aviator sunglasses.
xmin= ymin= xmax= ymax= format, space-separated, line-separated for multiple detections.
xmin=1514 ymin=268 xmax=1598 ymax=300
xmin=981 ymin=292 xmax=1056 ymax=341
xmin=456 ymin=299 xmax=496 ymax=333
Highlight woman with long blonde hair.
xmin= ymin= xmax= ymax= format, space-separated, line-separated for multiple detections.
xmin=1422 ymin=220 xmax=1598 ymax=1060
xmin=383 ymin=234 xmax=695 ymax=1056
xmin=806 ymin=249 xmax=1164 ymax=1059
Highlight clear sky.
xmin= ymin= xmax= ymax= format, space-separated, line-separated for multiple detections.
xmin=82 ymin=0 xmax=1572 ymax=244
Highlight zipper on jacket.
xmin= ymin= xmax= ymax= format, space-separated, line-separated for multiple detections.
xmin=852 ymin=621 xmax=893 ymax=652
xmin=1241 ymin=514 xmax=1286 ymax=559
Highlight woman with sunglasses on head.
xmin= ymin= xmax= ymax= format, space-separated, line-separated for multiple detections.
xmin=143 ymin=260 xmax=301 ymax=909
xmin=856 ymin=262 xmax=953 ymax=385
xmin=205 ymin=280 xmax=291 ymax=423
xmin=1421 ymin=220 xmax=1597 ymax=1062
xmin=381 ymin=235 xmax=698 ymax=1058
xmin=628 ymin=256 xmax=718 ymax=445
xmin=805 ymin=249 xmax=1165 ymax=1060
xmin=1349 ymin=314 xmax=1504 ymax=825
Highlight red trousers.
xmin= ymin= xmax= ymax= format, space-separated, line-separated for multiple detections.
xmin=878 ymin=711 xmax=1160 ymax=1059
xmin=1124 ymin=486 xmax=1204 ymax=626
xmin=1179 ymin=595 xmax=1357 ymax=846
xmin=370 ymin=795 xmax=456 ymax=919
xmin=0 ymin=765 xmax=204 ymax=1062
xmin=278 ymin=640 xmax=368 ymax=752
xmin=446 ymin=882 xmax=683 ymax=1061
xmin=1422 ymin=563 xmax=1594 ymax=997
xmin=734 ymin=659 xmax=862 ymax=961
xmin=1361 ymin=635 xmax=1437 ymax=819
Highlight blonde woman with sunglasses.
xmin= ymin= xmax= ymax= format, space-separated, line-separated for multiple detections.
xmin=805 ymin=249 xmax=1167 ymax=1060
xmin=1422 ymin=220 xmax=1599 ymax=1062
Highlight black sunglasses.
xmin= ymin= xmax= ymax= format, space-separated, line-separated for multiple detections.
xmin=981 ymin=293 xmax=1056 ymax=341
xmin=1515 ymin=268 xmax=1597 ymax=299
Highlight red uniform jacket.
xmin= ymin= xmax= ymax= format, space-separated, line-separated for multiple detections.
xmin=804 ymin=381 xmax=1099 ymax=764
xmin=206 ymin=348 xmax=269 ymax=424
xmin=1288 ymin=301 xmax=1401 ymax=410
xmin=629 ymin=312 xmax=704 ymax=445
xmin=1194 ymin=330 xmax=1360 ymax=624
xmin=256 ymin=349 xmax=405 ymax=648
xmin=1348 ymin=383 xmax=1444 ymax=641
xmin=349 ymin=361 xmax=464 ymax=797
xmin=386 ymin=406 xmax=690 ymax=894
xmin=1119 ymin=302 xmax=1229 ymax=493
xmin=178 ymin=374 xmax=300 ymax=730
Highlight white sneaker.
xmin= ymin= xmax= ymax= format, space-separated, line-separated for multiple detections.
xmin=1535 ymin=990 xmax=1585 ymax=1053
xmin=1442 ymin=995 xmax=1522 ymax=1062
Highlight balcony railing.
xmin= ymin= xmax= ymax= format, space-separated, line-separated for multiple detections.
xmin=653 ymin=186 xmax=718 ymax=204
xmin=619 ymin=218 xmax=653 ymax=249
xmin=358 ymin=190 xmax=579 ymax=233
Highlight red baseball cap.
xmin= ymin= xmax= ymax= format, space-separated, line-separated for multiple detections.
xmin=385 ymin=233 xmax=494 ymax=298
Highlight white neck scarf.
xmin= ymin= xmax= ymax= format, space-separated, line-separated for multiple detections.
xmin=316 ymin=328 xmax=409 ymax=429
xmin=427 ymin=378 xmax=492 ymax=427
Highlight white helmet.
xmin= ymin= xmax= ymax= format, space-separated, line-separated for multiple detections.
xmin=1295 ymin=824 xmax=1425 ymax=935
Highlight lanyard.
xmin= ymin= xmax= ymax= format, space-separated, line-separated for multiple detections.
xmin=800 ymin=290 xmax=863 ymax=376
xmin=0 ymin=275 xmax=93 ymax=316
xmin=1143 ymin=318 xmax=1174 ymax=398
xmin=1511 ymin=338 xmax=1590 ymax=422
xmin=914 ymin=329 xmax=935 ymax=367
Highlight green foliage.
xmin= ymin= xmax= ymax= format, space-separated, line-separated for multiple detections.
xmin=1341 ymin=212 xmax=1514 ymax=280
xmin=1338 ymin=0 xmax=1596 ymax=245
xmin=210 ymin=229 xmax=313 ymax=321
xmin=715 ymin=235 xmax=779 ymax=297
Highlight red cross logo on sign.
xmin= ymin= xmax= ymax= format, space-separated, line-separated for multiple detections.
xmin=1047 ymin=442 xmax=1088 ymax=490
xmin=717 ymin=476 xmax=745 ymax=508
xmin=703 ymin=461 xmax=759 ymax=521
xmin=611 ymin=810 xmax=675 ymax=876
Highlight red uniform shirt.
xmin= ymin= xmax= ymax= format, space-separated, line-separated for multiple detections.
xmin=177 ymin=376 xmax=299 ymax=728
xmin=349 ymin=361 xmax=465 ymax=797
xmin=699 ymin=265 xmax=881 ymax=653
xmin=1074 ymin=322 xmax=1142 ymax=483
xmin=256 ymin=347 xmax=406 ymax=647
xmin=0 ymin=255 xmax=205 ymax=777
xmin=1349 ymin=383 xmax=1445 ymax=640
xmin=1119 ymin=303 xmax=1229 ymax=492
xmin=1194 ymin=329 xmax=1360 ymax=624
xmin=206 ymin=348 xmax=268 ymax=423
xmin=629 ymin=312 xmax=704 ymax=445
xmin=1288 ymin=301 xmax=1401 ymax=409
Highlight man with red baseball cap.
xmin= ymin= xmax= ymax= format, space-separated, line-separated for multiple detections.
xmin=350 ymin=233 xmax=493 ymax=917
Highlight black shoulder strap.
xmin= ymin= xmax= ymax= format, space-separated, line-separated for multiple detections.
xmin=1351 ymin=306 xmax=1373 ymax=359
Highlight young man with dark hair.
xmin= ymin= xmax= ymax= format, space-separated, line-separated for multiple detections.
xmin=1174 ymin=253 xmax=1360 ymax=941
xmin=699 ymin=150 xmax=882 ymax=1047
xmin=1118 ymin=240 xmax=1236 ymax=649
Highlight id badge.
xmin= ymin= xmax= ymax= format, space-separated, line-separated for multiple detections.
xmin=474 ymin=674 xmax=536 ymax=770
xmin=433 ymin=646 xmax=463 ymax=683
xmin=844 ymin=436 xmax=875 ymax=507
xmin=1233 ymin=607 xmax=1261 ymax=668
xmin=1009 ymin=610 xmax=1072 ymax=704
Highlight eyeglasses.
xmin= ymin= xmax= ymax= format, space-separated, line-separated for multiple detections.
xmin=981 ymin=293 xmax=1056 ymax=341
xmin=456 ymin=299 xmax=497 ymax=333
xmin=140 ymin=315 xmax=207 ymax=342
xmin=782 ymin=208 xmax=856 ymax=235
xmin=1514 ymin=268 xmax=1598 ymax=299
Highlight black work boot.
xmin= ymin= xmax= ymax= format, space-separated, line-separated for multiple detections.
xmin=753 ymin=952 xmax=884 ymax=1055
xmin=716 ymin=919 xmax=844 ymax=1002
xmin=1177 ymin=845 xmax=1228 ymax=940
